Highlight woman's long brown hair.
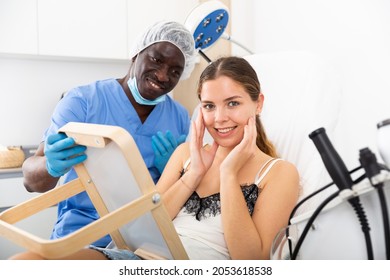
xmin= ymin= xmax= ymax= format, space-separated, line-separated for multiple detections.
xmin=197 ymin=56 xmax=277 ymax=157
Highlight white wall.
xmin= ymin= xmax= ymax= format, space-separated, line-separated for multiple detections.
xmin=230 ymin=0 xmax=256 ymax=56
xmin=231 ymin=0 xmax=390 ymax=169
xmin=0 ymin=56 xmax=129 ymax=146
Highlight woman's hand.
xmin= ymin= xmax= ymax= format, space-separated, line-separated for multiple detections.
xmin=189 ymin=109 xmax=218 ymax=178
xmin=220 ymin=116 xmax=257 ymax=175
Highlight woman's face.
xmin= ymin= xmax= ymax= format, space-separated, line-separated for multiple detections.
xmin=200 ymin=76 xmax=263 ymax=148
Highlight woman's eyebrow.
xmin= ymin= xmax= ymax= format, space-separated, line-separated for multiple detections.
xmin=224 ymin=95 xmax=243 ymax=102
xmin=201 ymin=95 xmax=243 ymax=104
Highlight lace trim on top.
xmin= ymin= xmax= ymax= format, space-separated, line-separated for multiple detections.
xmin=182 ymin=180 xmax=259 ymax=221
xmin=179 ymin=157 xmax=281 ymax=221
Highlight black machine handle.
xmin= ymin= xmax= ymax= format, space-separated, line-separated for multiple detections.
xmin=309 ymin=127 xmax=353 ymax=190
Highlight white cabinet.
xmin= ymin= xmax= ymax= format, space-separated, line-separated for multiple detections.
xmin=0 ymin=0 xmax=200 ymax=60
xmin=38 ymin=0 xmax=128 ymax=59
xmin=0 ymin=0 xmax=38 ymax=55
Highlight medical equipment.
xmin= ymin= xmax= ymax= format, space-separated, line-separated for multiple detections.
xmin=185 ymin=0 xmax=253 ymax=63
xmin=271 ymin=125 xmax=390 ymax=260
xmin=377 ymin=118 xmax=390 ymax=168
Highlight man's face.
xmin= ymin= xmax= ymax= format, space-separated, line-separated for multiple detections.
xmin=135 ymin=42 xmax=185 ymax=100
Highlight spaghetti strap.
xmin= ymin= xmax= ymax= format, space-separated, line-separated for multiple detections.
xmin=183 ymin=158 xmax=191 ymax=171
xmin=183 ymin=157 xmax=282 ymax=185
xmin=182 ymin=143 xmax=208 ymax=171
xmin=255 ymin=158 xmax=283 ymax=186
xmin=254 ymin=158 xmax=274 ymax=181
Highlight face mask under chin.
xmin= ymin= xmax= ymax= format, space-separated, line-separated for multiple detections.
xmin=127 ymin=76 xmax=166 ymax=106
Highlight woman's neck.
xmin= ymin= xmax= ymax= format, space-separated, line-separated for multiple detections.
xmin=215 ymin=145 xmax=267 ymax=164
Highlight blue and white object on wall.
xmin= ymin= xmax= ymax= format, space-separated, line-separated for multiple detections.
xmin=185 ymin=0 xmax=229 ymax=51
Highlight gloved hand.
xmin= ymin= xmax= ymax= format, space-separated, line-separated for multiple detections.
xmin=152 ymin=130 xmax=186 ymax=174
xmin=44 ymin=133 xmax=87 ymax=177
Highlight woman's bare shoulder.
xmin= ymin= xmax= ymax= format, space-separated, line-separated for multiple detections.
xmin=266 ymin=159 xmax=300 ymax=186
xmin=176 ymin=141 xmax=190 ymax=157
xmin=276 ymin=159 xmax=299 ymax=175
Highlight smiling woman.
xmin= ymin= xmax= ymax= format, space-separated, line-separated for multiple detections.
xmin=199 ymin=75 xmax=262 ymax=147
xmin=197 ymin=57 xmax=277 ymax=158
xmin=154 ymin=56 xmax=300 ymax=260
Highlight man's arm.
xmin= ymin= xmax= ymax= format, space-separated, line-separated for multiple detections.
xmin=22 ymin=143 xmax=59 ymax=193
xmin=22 ymin=133 xmax=87 ymax=193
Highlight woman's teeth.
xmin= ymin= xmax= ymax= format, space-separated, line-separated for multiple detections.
xmin=216 ymin=127 xmax=234 ymax=133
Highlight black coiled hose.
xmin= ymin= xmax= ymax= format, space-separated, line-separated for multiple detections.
xmin=348 ymin=196 xmax=374 ymax=260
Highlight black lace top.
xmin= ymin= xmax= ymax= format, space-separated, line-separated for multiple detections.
xmin=182 ymin=182 xmax=260 ymax=221
xmin=178 ymin=157 xmax=281 ymax=222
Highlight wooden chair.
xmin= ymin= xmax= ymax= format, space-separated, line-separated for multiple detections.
xmin=0 ymin=122 xmax=188 ymax=260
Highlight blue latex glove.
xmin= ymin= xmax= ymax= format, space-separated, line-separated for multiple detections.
xmin=152 ymin=130 xmax=186 ymax=174
xmin=44 ymin=133 xmax=87 ymax=177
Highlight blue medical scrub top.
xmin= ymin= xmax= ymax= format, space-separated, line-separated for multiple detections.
xmin=44 ymin=78 xmax=190 ymax=247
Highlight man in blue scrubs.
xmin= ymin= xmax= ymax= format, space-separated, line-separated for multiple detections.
xmin=21 ymin=21 xmax=197 ymax=247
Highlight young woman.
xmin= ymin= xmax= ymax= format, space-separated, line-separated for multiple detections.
xmin=10 ymin=56 xmax=299 ymax=260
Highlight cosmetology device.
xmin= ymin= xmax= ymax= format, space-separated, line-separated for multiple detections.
xmin=185 ymin=0 xmax=252 ymax=63
xmin=271 ymin=119 xmax=390 ymax=260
